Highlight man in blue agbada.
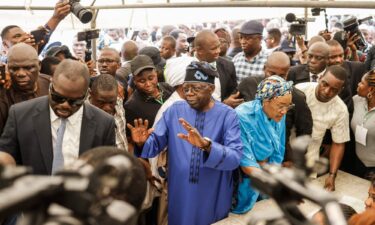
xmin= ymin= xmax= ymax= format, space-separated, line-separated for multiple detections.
xmin=232 ymin=75 xmax=294 ymax=214
xmin=127 ymin=61 xmax=243 ymax=225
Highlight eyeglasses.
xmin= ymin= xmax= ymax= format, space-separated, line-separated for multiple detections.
xmin=49 ymin=84 xmax=88 ymax=107
xmin=182 ymin=84 xmax=210 ymax=94
xmin=97 ymin=58 xmax=118 ymax=64
xmin=275 ymin=103 xmax=295 ymax=112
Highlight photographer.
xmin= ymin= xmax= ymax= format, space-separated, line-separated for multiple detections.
xmin=1 ymin=1 xmax=70 ymax=58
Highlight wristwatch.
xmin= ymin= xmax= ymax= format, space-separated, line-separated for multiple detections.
xmin=200 ymin=137 xmax=212 ymax=151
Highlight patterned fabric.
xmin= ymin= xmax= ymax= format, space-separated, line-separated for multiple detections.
xmin=231 ymin=99 xmax=286 ymax=214
xmin=114 ymin=97 xmax=128 ymax=151
xmin=233 ymin=49 xmax=269 ymax=83
xmin=255 ymin=75 xmax=293 ymax=101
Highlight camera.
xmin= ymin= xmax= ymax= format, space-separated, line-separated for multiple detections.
xmin=285 ymin=13 xmax=306 ymax=36
xmin=69 ymin=0 xmax=93 ymax=24
xmin=343 ymin=16 xmax=371 ymax=51
xmin=0 ymin=155 xmax=138 ymax=225
xmin=77 ymin=29 xmax=99 ymax=62
xmin=246 ymin=136 xmax=347 ymax=225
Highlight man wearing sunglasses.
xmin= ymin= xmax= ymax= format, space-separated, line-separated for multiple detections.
xmin=128 ymin=61 xmax=242 ymax=225
xmin=0 ymin=59 xmax=116 ymax=175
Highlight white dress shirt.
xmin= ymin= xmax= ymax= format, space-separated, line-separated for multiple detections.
xmin=50 ymin=106 xmax=83 ymax=168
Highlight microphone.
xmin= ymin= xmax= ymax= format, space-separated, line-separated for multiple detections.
xmin=285 ymin=13 xmax=297 ymax=23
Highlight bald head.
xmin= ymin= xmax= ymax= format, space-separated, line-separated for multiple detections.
xmin=308 ymin=42 xmax=330 ymax=57
xmin=7 ymin=43 xmax=40 ymax=92
xmin=7 ymin=43 xmax=38 ymax=63
xmin=194 ymin=30 xmax=221 ymax=62
xmin=264 ymin=51 xmax=291 ymax=79
xmin=308 ymin=35 xmax=325 ymax=48
xmin=307 ymin=42 xmax=329 ymax=74
xmin=194 ymin=30 xmax=218 ymax=48
xmin=53 ymin=59 xmax=90 ymax=89
xmin=121 ymin=40 xmax=138 ymax=61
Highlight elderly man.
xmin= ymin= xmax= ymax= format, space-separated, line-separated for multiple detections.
xmin=128 ymin=61 xmax=242 ymax=225
xmin=0 ymin=59 xmax=115 ymax=175
xmin=296 ymin=65 xmax=350 ymax=191
xmin=0 ymin=43 xmax=51 ymax=134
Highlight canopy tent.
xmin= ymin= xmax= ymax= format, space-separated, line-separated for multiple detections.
xmin=1 ymin=0 xmax=374 ymax=56
xmin=0 ymin=0 xmax=374 ymax=30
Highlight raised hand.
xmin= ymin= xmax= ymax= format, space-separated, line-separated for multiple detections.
xmin=127 ymin=118 xmax=154 ymax=147
xmin=177 ymin=118 xmax=210 ymax=151
xmin=53 ymin=0 xmax=71 ymax=21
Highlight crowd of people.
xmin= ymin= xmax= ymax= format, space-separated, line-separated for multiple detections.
xmin=1 ymin=1 xmax=375 ymax=225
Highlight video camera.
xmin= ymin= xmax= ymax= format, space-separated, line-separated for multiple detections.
xmin=77 ymin=29 xmax=100 ymax=62
xmin=343 ymin=16 xmax=372 ymax=51
xmin=285 ymin=13 xmax=307 ymax=36
xmin=246 ymin=136 xmax=347 ymax=225
xmin=69 ymin=0 xmax=93 ymax=24
xmin=0 ymin=155 xmax=138 ymax=225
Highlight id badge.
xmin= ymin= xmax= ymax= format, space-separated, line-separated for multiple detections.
xmin=355 ymin=125 xmax=368 ymax=146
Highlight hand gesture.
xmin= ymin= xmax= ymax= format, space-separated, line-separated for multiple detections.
xmin=177 ymin=118 xmax=210 ymax=151
xmin=324 ymin=174 xmax=336 ymax=192
xmin=53 ymin=0 xmax=71 ymax=21
xmin=127 ymin=118 xmax=154 ymax=147
xmin=347 ymin=32 xmax=360 ymax=51
xmin=223 ymin=91 xmax=244 ymax=108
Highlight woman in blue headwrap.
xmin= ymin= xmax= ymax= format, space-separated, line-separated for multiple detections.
xmin=232 ymin=75 xmax=294 ymax=214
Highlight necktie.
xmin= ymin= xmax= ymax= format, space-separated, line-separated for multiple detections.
xmin=311 ymin=74 xmax=318 ymax=82
xmin=52 ymin=119 xmax=67 ymax=174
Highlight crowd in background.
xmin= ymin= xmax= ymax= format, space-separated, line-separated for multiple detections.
xmin=1 ymin=1 xmax=375 ymax=225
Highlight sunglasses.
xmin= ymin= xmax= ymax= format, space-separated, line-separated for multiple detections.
xmin=49 ymin=84 xmax=88 ymax=107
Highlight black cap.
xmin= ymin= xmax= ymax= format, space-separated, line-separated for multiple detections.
xmin=239 ymin=20 xmax=264 ymax=35
xmin=131 ymin=55 xmax=155 ymax=76
xmin=184 ymin=61 xmax=218 ymax=84
xmin=138 ymin=46 xmax=166 ymax=68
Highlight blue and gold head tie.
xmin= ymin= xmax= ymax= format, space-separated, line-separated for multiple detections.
xmin=255 ymin=75 xmax=293 ymax=100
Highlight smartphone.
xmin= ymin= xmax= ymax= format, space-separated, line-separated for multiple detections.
xmin=77 ymin=29 xmax=100 ymax=42
xmin=131 ymin=31 xmax=139 ymax=41
xmin=30 ymin=29 xmax=46 ymax=45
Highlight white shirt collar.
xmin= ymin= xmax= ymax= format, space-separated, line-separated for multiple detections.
xmin=50 ymin=105 xmax=84 ymax=125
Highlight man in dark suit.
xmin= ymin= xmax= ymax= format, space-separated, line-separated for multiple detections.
xmin=194 ymin=29 xmax=243 ymax=108
xmin=326 ymin=39 xmax=366 ymax=96
xmin=0 ymin=59 xmax=115 ymax=175
xmin=287 ymin=42 xmax=353 ymax=114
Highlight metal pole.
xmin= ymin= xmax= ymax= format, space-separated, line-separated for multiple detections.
xmin=1 ymin=1 xmax=375 ymax=10
xmin=90 ymin=9 xmax=99 ymax=61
